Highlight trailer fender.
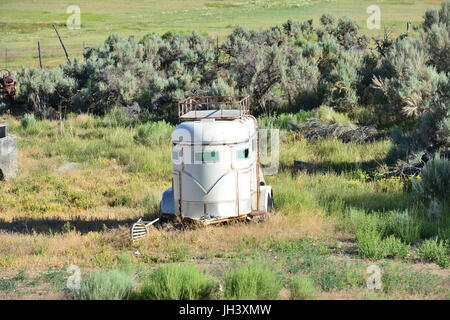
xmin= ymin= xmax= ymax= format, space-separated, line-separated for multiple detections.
xmin=160 ymin=187 xmax=175 ymax=215
xmin=258 ymin=185 xmax=274 ymax=213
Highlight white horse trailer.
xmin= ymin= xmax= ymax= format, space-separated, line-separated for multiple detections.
xmin=131 ymin=96 xmax=274 ymax=240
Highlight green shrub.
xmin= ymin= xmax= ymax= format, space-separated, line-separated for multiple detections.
xmin=100 ymin=107 xmax=132 ymax=128
xmin=317 ymin=267 xmax=348 ymax=291
xmin=383 ymin=236 xmax=410 ymax=259
xmin=314 ymin=262 xmax=363 ymax=291
xmin=385 ymin=211 xmax=422 ymax=244
xmin=382 ymin=264 xmax=442 ymax=296
xmin=413 ymin=154 xmax=450 ymax=204
xmin=356 ymin=228 xmax=387 ymax=260
xmin=421 ymin=214 xmax=450 ymax=240
xmin=314 ymin=105 xmax=351 ymax=125
xmin=375 ymin=176 xmax=404 ymax=193
xmin=418 ymin=238 xmax=450 ymax=268
xmin=108 ymin=195 xmax=132 ymax=207
xmin=423 ymin=2 xmax=450 ymax=73
xmin=16 ymin=66 xmax=77 ymax=118
xmin=0 ymin=98 xmax=7 ymax=111
xmin=8 ymin=5 xmax=450 ymax=135
xmin=13 ymin=269 xmax=29 ymax=281
xmin=350 ymin=211 xmax=387 ymax=260
xmin=75 ymin=269 xmax=136 ymax=300
xmin=292 ymin=110 xmax=314 ymax=123
xmin=140 ymin=264 xmax=215 ymax=300
xmin=21 ymin=113 xmax=37 ymax=129
xmin=258 ymin=114 xmax=292 ymax=130
xmin=0 ymin=279 xmax=16 ymax=292
xmin=348 ymin=210 xmax=411 ymax=260
xmin=134 ymin=121 xmax=173 ymax=145
xmin=168 ymin=243 xmax=190 ymax=262
xmin=224 ymin=263 xmax=282 ymax=300
xmin=347 ymin=209 xmax=386 ymax=236
xmin=356 ymin=229 xmax=411 ymax=261
xmin=258 ymin=111 xmax=312 ymax=129
xmin=289 ymin=276 xmax=317 ymax=300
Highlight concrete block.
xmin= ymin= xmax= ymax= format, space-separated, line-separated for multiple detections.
xmin=0 ymin=122 xmax=18 ymax=180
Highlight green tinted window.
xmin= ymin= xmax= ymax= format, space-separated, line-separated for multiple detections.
xmin=172 ymin=151 xmax=179 ymax=160
xmin=195 ymin=151 xmax=219 ymax=163
xmin=237 ymin=148 xmax=249 ymax=160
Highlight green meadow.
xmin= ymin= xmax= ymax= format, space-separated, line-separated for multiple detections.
xmin=0 ymin=0 xmax=443 ymax=69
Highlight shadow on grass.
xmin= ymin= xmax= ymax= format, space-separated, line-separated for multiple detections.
xmin=281 ymin=159 xmax=383 ymax=176
xmin=0 ymin=213 xmax=159 ymax=235
xmin=341 ymin=192 xmax=410 ymax=213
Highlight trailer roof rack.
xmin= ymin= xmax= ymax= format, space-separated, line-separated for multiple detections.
xmin=178 ymin=95 xmax=250 ymax=121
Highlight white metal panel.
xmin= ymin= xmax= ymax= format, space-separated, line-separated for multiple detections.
xmin=172 ymin=117 xmax=256 ymax=145
xmin=238 ymin=170 xmax=252 ymax=215
xmin=170 ymin=115 xmax=262 ymax=221
xmin=180 ymin=170 xmax=236 ymax=202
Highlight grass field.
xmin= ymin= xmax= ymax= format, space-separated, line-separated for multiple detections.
xmin=0 ymin=112 xmax=448 ymax=299
xmin=0 ymin=0 xmax=444 ymax=70
xmin=1 ymin=0 xmax=449 ymax=300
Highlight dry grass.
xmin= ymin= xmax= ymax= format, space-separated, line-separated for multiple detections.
xmin=0 ymin=114 xmax=449 ymax=299
xmin=1 ymin=114 xmax=332 ymax=270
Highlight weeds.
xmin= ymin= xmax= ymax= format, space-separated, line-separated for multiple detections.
xmin=356 ymin=229 xmax=411 ymax=261
xmin=0 ymin=269 xmax=30 ymax=293
xmin=289 ymin=276 xmax=317 ymax=300
xmin=140 ymin=264 xmax=215 ymax=300
xmin=418 ymin=238 xmax=450 ymax=268
xmin=21 ymin=113 xmax=37 ymax=129
xmin=383 ymin=236 xmax=410 ymax=259
xmin=40 ymin=267 xmax=69 ymax=292
xmin=382 ymin=264 xmax=443 ymax=296
xmin=100 ymin=107 xmax=132 ymax=128
xmin=134 ymin=121 xmax=173 ymax=146
xmin=350 ymin=211 xmax=387 ymax=260
xmin=0 ymin=279 xmax=16 ymax=292
xmin=314 ymin=105 xmax=351 ymax=125
xmin=13 ymin=269 xmax=29 ymax=281
xmin=224 ymin=263 xmax=282 ymax=300
xmin=75 ymin=269 xmax=136 ymax=300
xmin=313 ymin=261 xmax=364 ymax=291
xmin=385 ymin=211 xmax=422 ymax=244
xmin=348 ymin=209 xmax=412 ymax=260
xmin=258 ymin=111 xmax=312 ymax=129
xmin=356 ymin=228 xmax=387 ymax=261
xmin=168 ymin=243 xmax=190 ymax=262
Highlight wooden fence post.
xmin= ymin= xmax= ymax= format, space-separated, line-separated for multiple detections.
xmin=38 ymin=40 xmax=43 ymax=69
xmin=52 ymin=24 xmax=71 ymax=64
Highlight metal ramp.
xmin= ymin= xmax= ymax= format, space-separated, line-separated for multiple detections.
xmin=130 ymin=218 xmax=160 ymax=241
